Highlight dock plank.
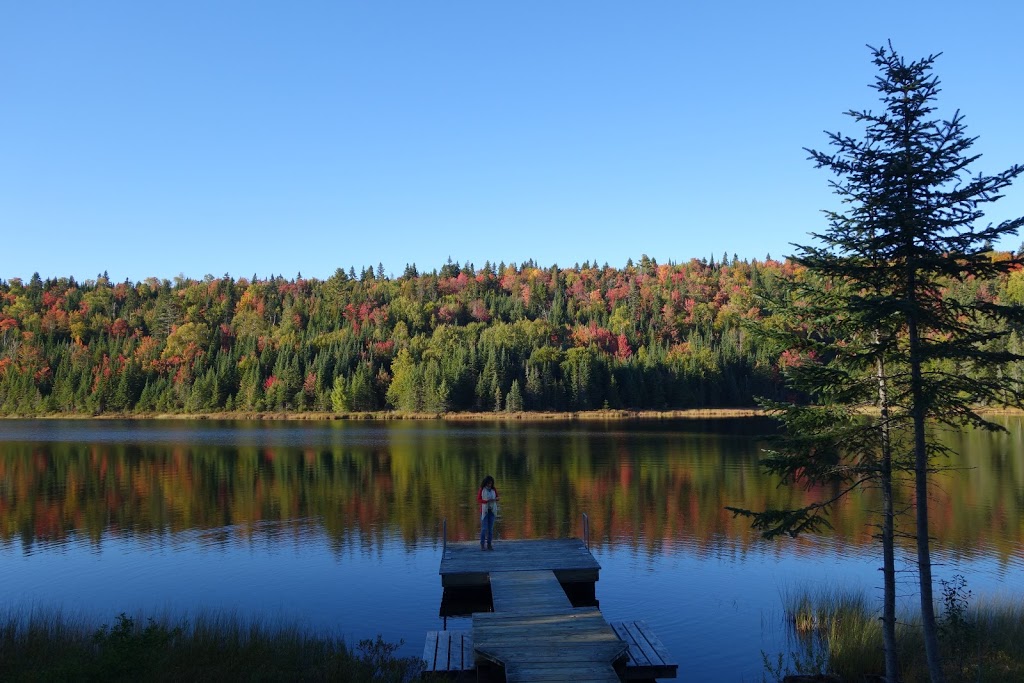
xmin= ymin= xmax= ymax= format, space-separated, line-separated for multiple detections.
xmin=505 ymin=661 xmax=620 ymax=682
xmin=421 ymin=630 xmax=438 ymax=671
xmin=459 ymin=631 xmax=475 ymax=671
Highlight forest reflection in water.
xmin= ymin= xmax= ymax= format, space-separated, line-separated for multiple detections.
xmin=0 ymin=416 xmax=1021 ymax=680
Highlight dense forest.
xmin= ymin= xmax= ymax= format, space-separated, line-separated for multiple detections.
xmin=1 ymin=253 xmax=1022 ymax=416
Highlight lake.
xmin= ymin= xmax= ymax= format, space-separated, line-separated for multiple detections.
xmin=1 ymin=417 xmax=1022 ymax=680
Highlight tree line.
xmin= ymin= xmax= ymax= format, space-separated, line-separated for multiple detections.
xmin=0 ymin=252 xmax=1021 ymax=417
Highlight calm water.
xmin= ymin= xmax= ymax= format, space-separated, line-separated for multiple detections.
xmin=1 ymin=417 xmax=1021 ymax=680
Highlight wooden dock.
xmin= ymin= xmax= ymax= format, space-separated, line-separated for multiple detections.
xmin=425 ymin=538 xmax=677 ymax=682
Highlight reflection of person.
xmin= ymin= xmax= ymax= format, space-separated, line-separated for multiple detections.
xmin=478 ymin=475 xmax=499 ymax=550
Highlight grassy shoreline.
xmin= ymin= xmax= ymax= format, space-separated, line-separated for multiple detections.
xmin=0 ymin=610 xmax=426 ymax=682
xmin=775 ymin=585 xmax=1024 ymax=682
xmin=2 ymin=407 xmax=768 ymax=421
xmin=5 ymin=407 xmax=1022 ymax=422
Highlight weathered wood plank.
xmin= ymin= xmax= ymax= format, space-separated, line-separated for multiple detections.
xmin=612 ymin=621 xmax=651 ymax=667
xmin=505 ymin=661 xmax=620 ymax=682
xmin=621 ymin=620 xmax=661 ymax=664
xmin=476 ymin=646 xmax=627 ymax=662
xmin=460 ymin=631 xmax=474 ymax=671
xmin=421 ymin=630 xmax=438 ymax=671
xmin=474 ymin=619 xmax=619 ymax=637
xmin=440 ymin=631 xmax=455 ymax=670
xmin=633 ymin=619 xmax=675 ymax=666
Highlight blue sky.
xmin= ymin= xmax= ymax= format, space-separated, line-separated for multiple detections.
xmin=3 ymin=1 xmax=1023 ymax=282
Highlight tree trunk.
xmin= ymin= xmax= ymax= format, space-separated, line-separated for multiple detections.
xmin=876 ymin=347 xmax=900 ymax=682
xmin=908 ymin=299 xmax=945 ymax=682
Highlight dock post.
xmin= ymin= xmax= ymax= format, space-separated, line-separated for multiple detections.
xmin=583 ymin=512 xmax=590 ymax=550
xmin=442 ymin=518 xmax=447 ymax=555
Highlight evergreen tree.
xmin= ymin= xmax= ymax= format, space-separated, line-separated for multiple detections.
xmin=330 ymin=375 xmax=349 ymax=412
xmin=735 ymin=44 xmax=1024 ymax=683
xmin=505 ymin=379 xmax=523 ymax=413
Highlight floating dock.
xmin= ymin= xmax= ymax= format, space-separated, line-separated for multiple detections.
xmin=425 ymin=538 xmax=677 ymax=682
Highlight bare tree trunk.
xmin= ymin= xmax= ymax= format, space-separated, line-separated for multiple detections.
xmin=876 ymin=346 xmax=900 ymax=682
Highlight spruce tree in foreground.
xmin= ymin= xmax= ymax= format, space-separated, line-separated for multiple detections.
xmin=731 ymin=44 xmax=1024 ymax=683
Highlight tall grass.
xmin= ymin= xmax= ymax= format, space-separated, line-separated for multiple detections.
xmin=0 ymin=608 xmax=426 ymax=682
xmin=773 ymin=583 xmax=1024 ymax=682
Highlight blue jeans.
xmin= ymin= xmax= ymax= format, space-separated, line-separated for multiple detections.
xmin=480 ymin=511 xmax=495 ymax=547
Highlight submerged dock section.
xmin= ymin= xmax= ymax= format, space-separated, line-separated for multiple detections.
xmin=425 ymin=538 xmax=677 ymax=682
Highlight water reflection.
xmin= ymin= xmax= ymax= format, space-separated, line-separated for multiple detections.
xmin=1 ymin=417 xmax=1022 ymax=567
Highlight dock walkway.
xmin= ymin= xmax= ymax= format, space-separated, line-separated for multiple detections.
xmin=488 ymin=569 xmax=572 ymax=612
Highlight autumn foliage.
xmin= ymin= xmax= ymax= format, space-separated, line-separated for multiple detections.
xmin=0 ymin=255 xmax=1020 ymax=415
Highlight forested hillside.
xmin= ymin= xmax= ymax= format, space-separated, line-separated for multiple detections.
xmin=1 ymin=254 xmax=1021 ymax=416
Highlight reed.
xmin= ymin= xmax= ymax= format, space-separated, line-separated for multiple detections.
xmin=777 ymin=585 xmax=1024 ymax=682
xmin=0 ymin=608 xmax=425 ymax=682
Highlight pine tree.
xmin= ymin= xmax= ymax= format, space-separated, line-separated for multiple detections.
xmin=505 ymin=379 xmax=523 ymax=413
xmin=733 ymin=44 xmax=1024 ymax=683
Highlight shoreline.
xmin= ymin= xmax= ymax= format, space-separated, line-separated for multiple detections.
xmin=3 ymin=408 xmax=768 ymax=422
xmin=3 ymin=406 xmax=1021 ymax=422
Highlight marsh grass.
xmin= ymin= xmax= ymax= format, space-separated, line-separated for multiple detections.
xmin=773 ymin=585 xmax=1024 ymax=682
xmin=0 ymin=608 xmax=426 ymax=682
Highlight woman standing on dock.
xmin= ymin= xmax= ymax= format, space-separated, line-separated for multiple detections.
xmin=478 ymin=475 xmax=499 ymax=550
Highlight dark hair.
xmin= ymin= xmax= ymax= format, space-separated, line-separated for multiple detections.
xmin=480 ymin=475 xmax=495 ymax=489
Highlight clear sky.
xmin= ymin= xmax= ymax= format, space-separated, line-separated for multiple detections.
xmin=3 ymin=1 xmax=1023 ymax=283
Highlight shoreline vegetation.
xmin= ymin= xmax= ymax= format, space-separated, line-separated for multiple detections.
xmin=5 ymin=406 xmax=1022 ymax=422
xmin=6 ymin=587 xmax=1024 ymax=682
xmin=3 ymin=407 xmax=767 ymax=421
xmin=0 ymin=610 xmax=426 ymax=682
xmin=773 ymin=586 xmax=1024 ymax=682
